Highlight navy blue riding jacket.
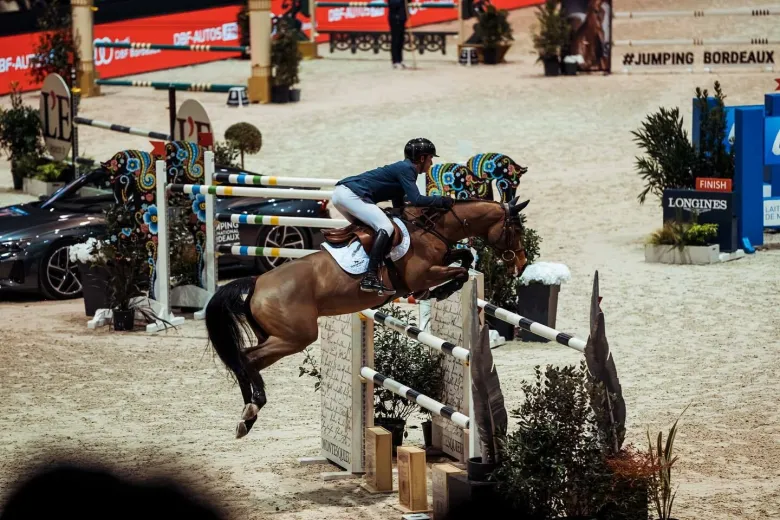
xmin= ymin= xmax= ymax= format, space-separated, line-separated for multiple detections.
xmin=337 ymin=159 xmax=451 ymax=209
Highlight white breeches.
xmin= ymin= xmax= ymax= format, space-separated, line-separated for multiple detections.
xmin=331 ymin=185 xmax=395 ymax=235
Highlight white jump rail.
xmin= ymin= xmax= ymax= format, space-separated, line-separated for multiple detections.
xmin=613 ymin=37 xmax=779 ymax=47
xmin=361 ymin=367 xmax=471 ymax=429
xmin=216 ymin=213 xmax=349 ymax=228
xmin=215 ymin=245 xmax=318 ymax=258
xmin=168 ymin=183 xmax=334 ymax=201
xmin=477 ymin=298 xmax=586 ymax=353
xmin=613 ymin=6 xmax=780 ymax=18
xmin=361 ymin=308 xmax=471 ymax=363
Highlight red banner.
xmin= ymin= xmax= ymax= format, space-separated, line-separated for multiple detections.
xmin=1 ymin=0 xmax=542 ymax=95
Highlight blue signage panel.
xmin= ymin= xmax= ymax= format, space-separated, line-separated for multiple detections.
xmin=765 ymin=116 xmax=780 ymax=166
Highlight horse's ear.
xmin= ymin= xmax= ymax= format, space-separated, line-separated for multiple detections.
xmin=510 ymin=199 xmax=530 ymax=215
xmin=509 ymin=195 xmax=520 ymax=206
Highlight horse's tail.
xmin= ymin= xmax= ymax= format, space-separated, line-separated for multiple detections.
xmin=205 ymin=277 xmax=266 ymax=436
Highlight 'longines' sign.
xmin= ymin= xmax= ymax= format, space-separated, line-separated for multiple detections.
xmin=663 ymin=189 xmax=737 ymax=252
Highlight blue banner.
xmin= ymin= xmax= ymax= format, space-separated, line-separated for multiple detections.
xmin=765 ymin=116 xmax=780 ymax=166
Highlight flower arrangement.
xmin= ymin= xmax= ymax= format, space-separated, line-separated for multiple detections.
xmin=68 ymin=238 xmax=108 ymax=265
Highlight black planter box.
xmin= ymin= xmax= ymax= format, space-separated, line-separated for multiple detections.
xmin=542 ymin=56 xmax=560 ymax=76
xmin=113 ymin=309 xmax=135 ymax=331
xmin=515 ymin=282 xmax=560 ymax=342
xmin=289 ymin=88 xmax=301 ymax=102
xmin=271 ymin=85 xmax=290 ymax=103
xmin=482 ymin=46 xmax=499 ymax=65
xmin=562 ymin=61 xmax=578 ymax=75
xmin=78 ymin=263 xmax=110 ymax=317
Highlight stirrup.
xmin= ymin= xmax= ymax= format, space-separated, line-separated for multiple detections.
xmin=360 ymin=273 xmax=396 ymax=296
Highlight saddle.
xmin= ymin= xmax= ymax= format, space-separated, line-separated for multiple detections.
xmin=323 ymin=218 xmax=404 ymax=255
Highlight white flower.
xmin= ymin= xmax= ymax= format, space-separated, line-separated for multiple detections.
xmin=519 ymin=262 xmax=571 ymax=286
xmin=68 ymin=237 xmax=107 ymax=264
xmin=564 ymin=54 xmax=584 ymax=64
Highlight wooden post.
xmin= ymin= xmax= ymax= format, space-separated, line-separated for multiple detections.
xmin=298 ymin=0 xmax=319 ymax=59
xmin=71 ymin=0 xmax=100 ymax=97
xmin=395 ymin=446 xmax=428 ymax=513
xmin=247 ymin=0 xmax=271 ymax=103
xmin=363 ymin=427 xmax=393 ymax=493
xmin=432 ymin=463 xmax=465 ymax=519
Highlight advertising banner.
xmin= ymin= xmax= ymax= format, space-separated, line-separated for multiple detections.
xmin=560 ymin=0 xmax=612 ymax=73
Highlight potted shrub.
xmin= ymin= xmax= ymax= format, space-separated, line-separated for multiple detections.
xmin=531 ymin=0 xmax=570 ymax=76
xmin=68 ymin=237 xmax=110 ymax=317
xmin=224 ymin=123 xmax=263 ymax=169
xmin=474 ymin=4 xmax=513 ymax=65
xmin=28 ymin=0 xmax=78 ymax=84
xmin=515 ymin=260 xmax=570 ymax=343
xmin=373 ymin=303 xmax=445 ymax=453
xmin=237 ymin=5 xmax=251 ymax=60
xmin=0 ymin=84 xmax=45 ymax=191
xmin=213 ymin=141 xmax=241 ymax=169
xmin=271 ymin=15 xmax=302 ymax=103
xmin=645 ymin=219 xmax=720 ymax=265
xmin=493 ymin=362 xmax=613 ymax=518
xmin=25 ymin=161 xmax=70 ymax=196
xmin=99 ymin=203 xmax=158 ymax=332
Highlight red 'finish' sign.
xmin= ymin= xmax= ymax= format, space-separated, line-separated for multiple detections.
xmin=696 ymin=177 xmax=732 ymax=192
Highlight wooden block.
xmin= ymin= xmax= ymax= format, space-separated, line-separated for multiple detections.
xmin=431 ymin=464 xmax=466 ymax=520
xmin=362 ymin=427 xmax=393 ymax=493
xmin=396 ymin=446 xmax=428 ymax=513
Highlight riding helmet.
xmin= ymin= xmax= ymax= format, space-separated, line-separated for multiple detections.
xmin=404 ymin=137 xmax=439 ymax=162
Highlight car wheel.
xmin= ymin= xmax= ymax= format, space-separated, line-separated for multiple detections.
xmin=254 ymin=225 xmax=311 ymax=272
xmin=39 ymin=239 xmax=83 ymax=300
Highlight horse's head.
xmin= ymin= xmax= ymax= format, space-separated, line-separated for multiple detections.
xmin=484 ymin=197 xmax=530 ymax=276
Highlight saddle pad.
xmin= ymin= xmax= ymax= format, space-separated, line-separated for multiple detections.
xmin=321 ymin=217 xmax=411 ymax=275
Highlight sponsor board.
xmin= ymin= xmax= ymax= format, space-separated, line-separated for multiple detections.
xmin=215 ymin=221 xmax=240 ymax=244
xmin=663 ymin=189 xmax=737 ymax=252
xmin=621 ymin=49 xmax=776 ymax=67
xmin=39 ymin=73 xmax=73 ymax=161
xmin=173 ymin=99 xmax=212 ymax=144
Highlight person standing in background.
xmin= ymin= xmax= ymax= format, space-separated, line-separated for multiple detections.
xmin=387 ymin=0 xmax=407 ymax=69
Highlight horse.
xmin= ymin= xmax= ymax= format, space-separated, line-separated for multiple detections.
xmin=569 ymin=0 xmax=609 ymax=72
xmin=205 ymin=197 xmax=530 ymax=438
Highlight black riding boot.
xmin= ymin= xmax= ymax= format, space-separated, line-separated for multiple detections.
xmin=360 ymin=230 xmax=396 ymax=295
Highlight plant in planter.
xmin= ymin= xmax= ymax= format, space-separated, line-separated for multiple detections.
xmin=493 ymin=361 xmax=613 ymax=518
xmin=474 ymin=4 xmax=513 ymax=65
xmin=531 ymin=0 xmax=570 ymax=76
xmin=271 ymin=16 xmax=302 ymax=103
xmin=0 ymin=83 xmax=45 ymax=191
xmin=237 ymin=5 xmax=251 ymax=60
xmin=68 ymin=237 xmax=110 ymax=317
xmin=373 ymin=303 xmax=445 ymax=452
xmin=96 ymin=203 xmax=162 ymax=332
xmin=647 ymin=405 xmax=689 ymax=520
xmin=645 ymin=219 xmax=719 ymax=265
xmin=224 ymin=123 xmax=263 ymax=169
xmin=632 ymin=81 xmax=733 ymax=205
xmin=27 ymin=161 xmax=69 ymax=196
xmin=213 ymin=141 xmax=241 ymax=169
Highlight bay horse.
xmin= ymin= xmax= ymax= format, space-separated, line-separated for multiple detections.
xmin=205 ymin=197 xmax=530 ymax=438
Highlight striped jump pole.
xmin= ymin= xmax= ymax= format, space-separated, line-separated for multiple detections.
xmin=613 ymin=37 xmax=779 ymax=47
xmin=168 ymin=183 xmax=334 ymax=201
xmin=95 ymin=41 xmax=249 ymax=53
xmin=73 ymin=116 xmax=170 ymax=140
xmin=614 ymin=6 xmax=780 ymax=18
xmin=216 ymin=213 xmax=349 ymax=228
xmin=213 ymin=172 xmax=338 ymax=188
xmin=95 ymin=79 xmax=245 ymax=93
xmin=361 ymin=367 xmax=470 ymax=429
xmin=361 ymin=308 xmax=470 ymax=362
xmin=477 ymin=299 xmax=586 ymax=353
xmin=216 ymin=244 xmax=318 ymax=259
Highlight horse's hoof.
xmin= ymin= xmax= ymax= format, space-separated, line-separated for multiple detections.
xmin=241 ymin=403 xmax=260 ymax=421
xmin=236 ymin=421 xmax=248 ymax=439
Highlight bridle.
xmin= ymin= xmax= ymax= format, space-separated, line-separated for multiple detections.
xmin=405 ymin=200 xmax=525 ymax=262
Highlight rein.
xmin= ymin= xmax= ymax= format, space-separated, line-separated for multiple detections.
xmin=399 ymin=200 xmax=525 ymax=261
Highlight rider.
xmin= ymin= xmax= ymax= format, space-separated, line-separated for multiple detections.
xmin=332 ymin=137 xmax=455 ymax=294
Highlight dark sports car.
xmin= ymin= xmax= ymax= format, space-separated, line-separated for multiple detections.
xmin=0 ymin=165 xmax=330 ymax=300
